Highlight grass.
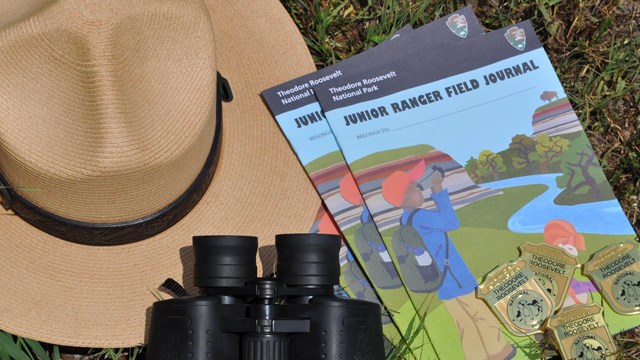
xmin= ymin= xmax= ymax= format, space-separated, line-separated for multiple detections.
xmin=0 ymin=331 xmax=143 ymax=360
xmin=1 ymin=1 xmax=638 ymax=359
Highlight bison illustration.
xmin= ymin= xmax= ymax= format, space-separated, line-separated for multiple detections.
xmin=515 ymin=299 xmax=543 ymax=322
xmin=540 ymin=90 xmax=558 ymax=102
xmin=620 ymin=279 xmax=640 ymax=302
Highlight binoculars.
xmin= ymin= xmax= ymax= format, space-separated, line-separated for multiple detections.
xmin=147 ymin=233 xmax=385 ymax=360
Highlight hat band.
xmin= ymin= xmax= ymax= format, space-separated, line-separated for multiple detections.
xmin=0 ymin=73 xmax=233 ymax=246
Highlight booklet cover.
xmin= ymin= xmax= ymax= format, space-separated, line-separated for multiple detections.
xmin=310 ymin=205 xmax=403 ymax=344
xmin=262 ymin=7 xmax=483 ymax=352
xmin=264 ymin=24 xmax=418 ymax=347
xmin=314 ymin=20 xmax=638 ymax=360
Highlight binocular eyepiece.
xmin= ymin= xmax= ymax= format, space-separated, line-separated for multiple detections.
xmin=193 ymin=233 xmax=341 ymax=289
xmin=147 ymin=233 xmax=385 ymax=360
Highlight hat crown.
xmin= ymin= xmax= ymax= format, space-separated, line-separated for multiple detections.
xmin=0 ymin=0 xmax=218 ymax=228
xmin=73 ymin=0 xmax=115 ymax=23
xmin=0 ymin=0 xmax=322 ymax=348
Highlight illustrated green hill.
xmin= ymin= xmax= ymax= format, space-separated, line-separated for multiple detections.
xmin=350 ymin=144 xmax=435 ymax=173
xmin=534 ymin=97 xmax=569 ymax=112
xmin=304 ymin=150 xmax=344 ymax=174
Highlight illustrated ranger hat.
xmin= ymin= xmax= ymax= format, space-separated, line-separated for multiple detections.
xmin=0 ymin=0 xmax=320 ymax=347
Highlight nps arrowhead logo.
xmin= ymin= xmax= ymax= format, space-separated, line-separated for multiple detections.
xmin=505 ymin=26 xmax=526 ymax=51
xmin=446 ymin=14 xmax=468 ymax=38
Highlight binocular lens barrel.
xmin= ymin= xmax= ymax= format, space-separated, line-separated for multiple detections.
xmin=193 ymin=235 xmax=258 ymax=288
xmin=276 ymin=234 xmax=341 ymax=287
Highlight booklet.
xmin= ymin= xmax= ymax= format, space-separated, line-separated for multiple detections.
xmin=262 ymin=7 xmax=483 ymax=353
xmin=264 ymin=25 xmax=417 ymax=345
xmin=314 ymin=20 xmax=638 ymax=360
xmin=310 ymin=205 xmax=403 ymax=344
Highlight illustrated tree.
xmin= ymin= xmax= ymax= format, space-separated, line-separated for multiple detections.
xmin=464 ymin=156 xmax=487 ymax=183
xmin=508 ymin=134 xmax=540 ymax=173
xmin=534 ymin=134 xmax=569 ymax=172
xmin=556 ymin=134 xmax=612 ymax=202
xmin=477 ymin=150 xmax=506 ymax=181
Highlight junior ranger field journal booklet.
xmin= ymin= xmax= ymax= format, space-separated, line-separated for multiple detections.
xmin=313 ymin=20 xmax=638 ymax=360
xmin=263 ymin=7 xmax=483 ymax=354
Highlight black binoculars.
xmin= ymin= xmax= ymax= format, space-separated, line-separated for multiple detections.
xmin=146 ymin=233 xmax=385 ymax=360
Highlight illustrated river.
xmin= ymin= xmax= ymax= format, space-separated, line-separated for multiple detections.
xmin=481 ymin=173 xmax=635 ymax=235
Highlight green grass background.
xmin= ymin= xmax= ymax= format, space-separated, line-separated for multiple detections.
xmin=1 ymin=1 xmax=638 ymax=359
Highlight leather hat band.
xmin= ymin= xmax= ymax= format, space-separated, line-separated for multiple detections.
xmin=0 ymin=73 xmax=233 ymax=246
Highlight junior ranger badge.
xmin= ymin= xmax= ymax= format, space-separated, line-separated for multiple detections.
xmin=583 ymin=241 xmax=640 ymax=315
xmin=477 ymin=259 xmax=554 ymax=336
xmin=520 ymin=242 xmax=579 ymax=311
xmin=547 ymin=304 xmax=616 ymax=360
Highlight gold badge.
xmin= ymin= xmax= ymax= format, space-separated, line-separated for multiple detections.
xmin=583 ymin=241 xmax=640 ymax=315
xmin=477 ymin=259 xmax=554 ymax=336
xmin=519 ymin=242 xmax=579 ymax=311
xmin=547 ymin=304 xmax=616 ymax=360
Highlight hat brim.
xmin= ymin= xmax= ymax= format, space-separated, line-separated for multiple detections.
xmin=0 ymin=0 xmax=320 ymax=347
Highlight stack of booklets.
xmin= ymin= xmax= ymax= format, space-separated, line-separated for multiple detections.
xmin=262 ymin=7 xmax=638 ymax=359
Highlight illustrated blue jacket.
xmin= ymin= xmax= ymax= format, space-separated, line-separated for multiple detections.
xmin=400 ymin=189 xmax=478 ymax=300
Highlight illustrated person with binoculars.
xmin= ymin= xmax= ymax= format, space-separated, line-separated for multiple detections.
xmin=382 ymin=160 xmax=515 ymax=360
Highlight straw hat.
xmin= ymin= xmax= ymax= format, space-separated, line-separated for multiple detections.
xmin=0 ymin=0 xmax=320 ymax=347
